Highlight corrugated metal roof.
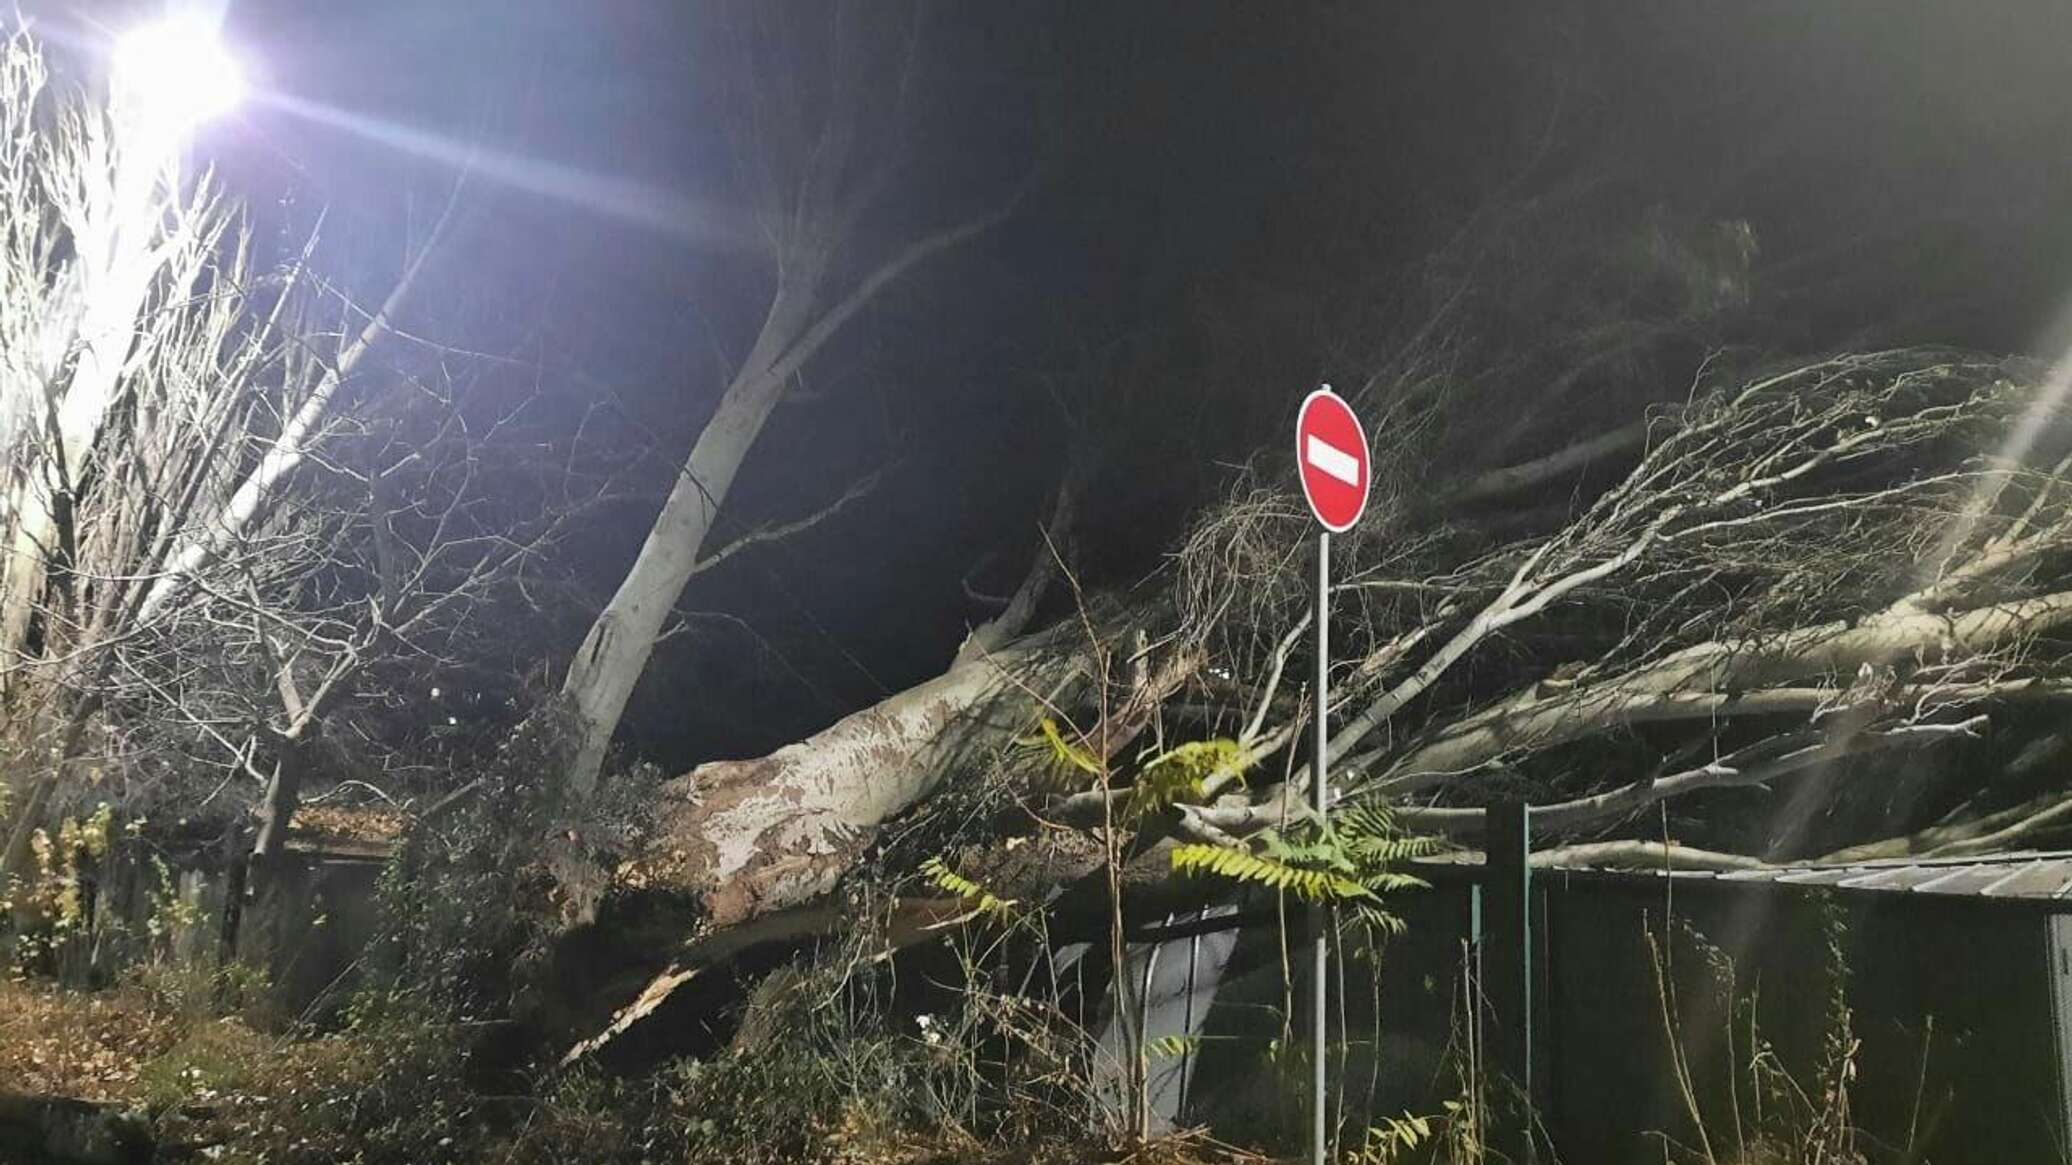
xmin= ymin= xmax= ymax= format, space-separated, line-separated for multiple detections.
xmin=1421 ymin=849 xmax=2072 ymax=902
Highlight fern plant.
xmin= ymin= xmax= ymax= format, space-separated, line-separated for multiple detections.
xmin=1353 ymin=1101 xmax=1486 ymax=1165
xmin=920 ymin=856 xmax=1018 ymax=917
xmin=1352 ymin=1112 xmax=1438 ymax=1165
xmin=1170 ymin=842 xmax=1374 ymax=903
xmin=1016 ymin=717 xmax=1103 ymax=793
xmin=1170 ymin=797 xmax=1438 ymax=935
xmin=1335 ymin=802 xmax=1443 ymax=907
xmin=1122 ymin=737 xmax=1258 ymax=823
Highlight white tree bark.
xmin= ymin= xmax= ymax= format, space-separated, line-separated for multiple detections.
xmin=559 ymin=202 xmax=1015 ymax=794
xmin=130 ymin=215 xmax=447 ymax=625
xmin=622 ymin=643 xmax=1046 ymax=926
xmin=559 ymin=326 xmax=795 ymax=794
xmin=1364 ymin=589 xmax=2072 ymax=795
xmin=0 ymin=112 xmax=183 ymax=665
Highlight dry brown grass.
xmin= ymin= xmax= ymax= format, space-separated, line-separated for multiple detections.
xmin=1 ymin=970 xmax=1284 ymax=1165
xmin=0 ymin=978 xmax=182 ymax=1102
xmin=804 ymin=1128 xmax=1277 ymax=1165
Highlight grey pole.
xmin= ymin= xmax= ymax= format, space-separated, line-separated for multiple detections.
xmin=1487 ymin=799 xmax=1536 ymax=1163
xmin=1311 ymin=529 xmax=1331 ymax=1165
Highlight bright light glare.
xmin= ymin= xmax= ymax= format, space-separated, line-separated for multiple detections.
xmin=112 ymin=16 xmax=245 ymax=131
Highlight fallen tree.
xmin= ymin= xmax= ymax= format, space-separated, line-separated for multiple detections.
xmin=561 ymin=336 xmax=2072 ymax=1056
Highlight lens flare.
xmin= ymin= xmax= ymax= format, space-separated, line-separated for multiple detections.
xmin=112 ymin=15 xmax=245 ymax=131
xmin=261 ymin=91 xmax=746 ymax=248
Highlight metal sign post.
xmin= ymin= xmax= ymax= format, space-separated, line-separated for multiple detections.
xmin=1294 ymin=385 xmax=1370 ymax=1165
xmin=1311 ymin=527 xmax=1331 ymax=1165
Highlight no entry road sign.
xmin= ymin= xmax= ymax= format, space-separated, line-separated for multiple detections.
xmin=1296 ymin=385 xmax=1370 ymax=532
xmin=1294 ymin=382 xmax=1369 ymax=1165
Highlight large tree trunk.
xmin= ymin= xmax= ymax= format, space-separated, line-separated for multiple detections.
xmin=1368 ymin=589 xmax=2072 ymax=795
xmin=561 ymin=349 xmax=2072 ymax=1065
xmin=622 ymin=641 xmax=1056 ymax=926
xmin=555 ymin=1 xmax=1022 ymax=796
xmin=559 ymin=195 xmax=1013 ymax=794
xmin=559 ymin=327 xmax=798 ymax=795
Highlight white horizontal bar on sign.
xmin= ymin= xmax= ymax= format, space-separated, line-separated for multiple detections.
xmin=1305 ymin=434 xmax=1361 ymax=486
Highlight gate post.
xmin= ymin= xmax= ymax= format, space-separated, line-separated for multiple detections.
xmin=1484 ymin=799 xmax=1539 ymax=1161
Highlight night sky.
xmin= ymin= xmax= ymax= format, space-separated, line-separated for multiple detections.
xmin=37 ymin=0 xmax=2072 ymax=769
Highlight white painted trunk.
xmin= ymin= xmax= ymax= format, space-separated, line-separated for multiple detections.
xmin=132 ymin=205 xmax=451 ymax=626
xmin=556 ymin=198 xmax=1010 ymax=794
xmin=132 ymin=349 xmax=342 ymax=626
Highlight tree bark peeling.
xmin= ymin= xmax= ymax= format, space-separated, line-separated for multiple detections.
xmin=624 ymin=648 xmax=1047 ymax=926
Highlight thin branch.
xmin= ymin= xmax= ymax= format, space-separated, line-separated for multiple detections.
xmin=687 ymin=466 xmax=884 ymax=579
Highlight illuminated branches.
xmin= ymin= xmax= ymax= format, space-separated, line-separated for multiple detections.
xmin=1158 ymin=347 xmax=2072 ymax=865
xmin=0 ymin=29 xmax=563 ymax=907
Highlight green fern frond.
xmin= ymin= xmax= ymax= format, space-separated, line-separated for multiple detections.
xmin=1122 ymin=764 xmax=1203 ymax=823
xmin=1142 ymin=738 xmax=1258 ymax=787
xmin=1258 ymin=829 xmax=1358 ymax=874
xmin=1170 ymin=843 xmax=1373 ymax=903
xmin=1018 ymin=717 xmax=1103 ymax=792
xmin=1118 ymin=737 xmax=1263 ymax=822
xmin=1348 ymin=834 xmax=1445 ymax=864
xmin=1333 ymin=799 xmax=1445 ymax=869
xmin=920 ymin=856 xmax=1017 ymax=916
xmin=1355 ymin=1113 xmax=1439 ymax=1165
xmin=1122 ymin=773 xmax=1203 ymax=824
xmin=1141 ymin=1033 xmax=1244 ymax=1060
xmin=1145 ymin=1035 xmax=1200 ymax=1060
xmin=1350 ymin=902 xmax=1411 ymax=937
xmin=1336 ymin=799 xmax=1406 ymax=840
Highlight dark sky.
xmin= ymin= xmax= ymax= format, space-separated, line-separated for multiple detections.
xmin=36 ymin=0 xmax=2072 ymax=769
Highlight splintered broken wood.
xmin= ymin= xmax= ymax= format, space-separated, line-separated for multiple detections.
xmin=559 ymin=895 xmax=974 ymax=1066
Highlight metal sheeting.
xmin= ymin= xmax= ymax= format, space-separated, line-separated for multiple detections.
xmin=1081 ymin=903 xmax=1246 ymax=1132
xmin=1523 ymin=849 xmax=2072 ymax=901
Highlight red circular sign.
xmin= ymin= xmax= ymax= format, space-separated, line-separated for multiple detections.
xmin=1295 ymin=386 xmax=1370 ymax=532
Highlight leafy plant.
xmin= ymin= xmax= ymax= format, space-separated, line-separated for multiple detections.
xmin=1170 ymin=841 xmax=1374 ymax=903
xmin=1144 ymin=1034 xmax=1201 ymax=1061
xmin=1170 ymin=798 xmax=1437 ymax=933
xmin=1123 ymin=737 xmax=1259 ymax=823
xmin=921 ymin=855 xmax=1018 ymax=917
xmin=1336 ymin=800 xmax=1445 ymax=870
xmin=1353 ymin=1111 xmax=1439 ymax=1164
xmin=28 ymin=802 xmax=113 ymax=930
xmin=1018 ymin=716 xmax=1103 ymax=791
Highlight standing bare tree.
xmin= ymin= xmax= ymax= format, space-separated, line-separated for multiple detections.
xmin=558 ymin=0 xmax=1019 ymax=793
xmin=0 ymin=28 xmax=496 ymax=929
xmin=0 ymin=29 xmax=219 ymax=673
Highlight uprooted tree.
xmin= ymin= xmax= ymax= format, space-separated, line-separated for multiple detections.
xmin=11 ymin=0 xmax=2072 ymax=1088
xmin=562 ymin=180 xmax=2072 ymax=1052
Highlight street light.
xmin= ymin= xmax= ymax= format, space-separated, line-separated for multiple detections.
xmin=110 ymin=15 xmax=244 ymax=143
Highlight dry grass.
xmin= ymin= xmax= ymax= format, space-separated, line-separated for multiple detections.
xmin=0 ymin=978 xmax=183 ymax=1102
xmin=0 ymin=974 xmax=1277 ymax=1165
xmin=800 ymin=1128 xmax=1275 ymax=1165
